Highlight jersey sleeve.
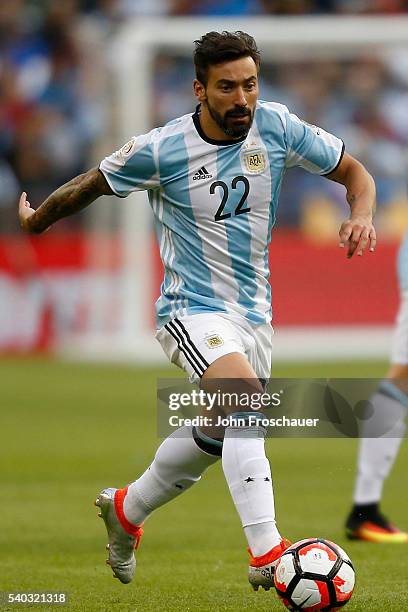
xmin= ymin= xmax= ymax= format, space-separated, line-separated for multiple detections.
xmin=99 ymin=129 xmax=159 ymax=197
xmin=284 ymin=111 xmax=344 ymax=175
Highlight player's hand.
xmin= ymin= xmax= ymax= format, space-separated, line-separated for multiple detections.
xmin=338 ymin=215 xmax=376 ymax=259
xmin=18 ymin=192 xmax=36 ymax=233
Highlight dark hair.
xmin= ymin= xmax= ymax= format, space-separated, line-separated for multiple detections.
xmin=194 ymin=31 xmax=261 ymax=86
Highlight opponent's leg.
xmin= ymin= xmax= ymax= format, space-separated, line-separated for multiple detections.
xmin=202 ymin=353 xmax=290 ymax=591
xmin=96 ymin=425 xmax=219 ymax=583
xmin=346 ymin=372 xmax=407 ymax=543
xmin=346 ymin=284 xmax=408 ymax=543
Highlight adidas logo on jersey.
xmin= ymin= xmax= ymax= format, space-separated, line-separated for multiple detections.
xmin=193 ymin=166 xmax=212 ymax=180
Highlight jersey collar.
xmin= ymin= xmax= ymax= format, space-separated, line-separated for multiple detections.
xmin=192 ymin=104 xmax=247 ymax=146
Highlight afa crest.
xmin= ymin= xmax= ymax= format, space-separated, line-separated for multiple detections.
xmin=243 ymin=149 xmax=266 ymax=174
xmin=205 ymin=335 xmax=224 ymax=349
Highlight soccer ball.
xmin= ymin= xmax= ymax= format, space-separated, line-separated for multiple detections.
xmin=274 ymin=538 xmax=355 ymax=611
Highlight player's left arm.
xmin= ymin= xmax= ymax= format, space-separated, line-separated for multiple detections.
xmin=326 ymin=152 xmax=376 ymax=258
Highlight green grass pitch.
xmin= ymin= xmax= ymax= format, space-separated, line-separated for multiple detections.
xmin=1 ymin=357 xmax=407 ymax=611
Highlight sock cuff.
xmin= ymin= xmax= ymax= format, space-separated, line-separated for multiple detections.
xmin=114 ymin=486 xmax=144 ymax=536
xmin=192 ymin=426 xmax=223 ymax=456
xmin=248 ymin=539 xmax=286 ymax=565
xmin=228 ymin=411 xmax=265 ymax=425
xmin=226 ymin=412 xmax=267 ymax=437
xmin=378 ymin=380 xmax=408 ymax=408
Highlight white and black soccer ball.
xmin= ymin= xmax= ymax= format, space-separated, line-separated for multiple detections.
xmin=274 ymin=538 xmax=355 ymax=611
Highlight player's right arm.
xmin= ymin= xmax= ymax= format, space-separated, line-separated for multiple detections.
xmin=18 ymin=167 xmax=113 ymax=234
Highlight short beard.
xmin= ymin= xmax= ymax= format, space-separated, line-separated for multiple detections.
xmin=206 ymin=100 xmax=253 ymax=139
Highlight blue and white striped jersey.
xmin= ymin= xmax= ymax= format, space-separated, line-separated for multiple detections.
xmin=99 ymin=101 xmax=344 ymax=328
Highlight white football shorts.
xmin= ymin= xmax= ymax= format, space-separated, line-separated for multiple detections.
xmin=391 ymin=289 xmax=408 ymax=365
xmin=155 ymin=312 xmax=273 ymax=383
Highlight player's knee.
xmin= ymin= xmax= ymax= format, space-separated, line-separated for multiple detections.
xmin=202 ymin=376 xmax=264 ymax=416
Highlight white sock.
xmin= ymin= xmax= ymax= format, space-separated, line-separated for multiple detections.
xmin=354 ymin=384 xmax=407 ymax=504
xmin=222 ymin=422 xmax=281 ymax=557
xmin=123 ymin=426 xmax=219 ymax=525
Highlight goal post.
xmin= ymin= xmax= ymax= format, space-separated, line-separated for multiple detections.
xmin=59 ymin=15 xmax=408 ymax=363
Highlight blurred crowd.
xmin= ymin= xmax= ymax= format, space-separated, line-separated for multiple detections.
xmin=0 ymin=1 xmax=108 ymax=232
xmin=0 ymin=1 xmax=407 ymax=235
xmin=89 ymin=0 xmax=408 ymax=16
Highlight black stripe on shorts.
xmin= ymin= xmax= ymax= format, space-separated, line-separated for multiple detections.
xmin=165 ymin=321 xmax=205 ymax=378
xmin=173 ymin=318 xmax=210 ymax=370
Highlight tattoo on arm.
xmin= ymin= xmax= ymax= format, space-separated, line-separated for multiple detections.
xmin=28 ymin=168 xmax=113 ymax=233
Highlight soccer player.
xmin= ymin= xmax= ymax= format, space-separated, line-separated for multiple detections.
xmin=345 ymin=234 xmax=408 ymax=543
xmin=18 ymin=31 xmax=376 ymax=589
